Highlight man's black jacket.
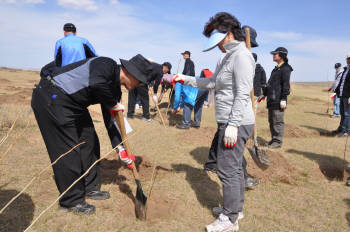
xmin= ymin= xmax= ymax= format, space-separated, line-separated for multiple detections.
xmin=35 ymin=57 xmax=122 ymax=147
xmin=150 ymin=62 xmax=163 ymax=94
xmin=253 ymin=64 xmax=267 ymax=97
xmin=263 ymin=63 xmax=293 ymax=110
xmin=335 ymin=67 xmax=350 ymax=98
xmin=182 ymin=58 xmax=195 ymax=76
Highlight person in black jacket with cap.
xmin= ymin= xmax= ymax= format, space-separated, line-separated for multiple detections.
xmin=182 ymin=51 xmax=195 ymax=76
xmin=262 ymin=47 xmax=293 ymax=149
xmin=252 ymin=53 xmax=267 ymax=101
xmin=31 ymin=54 xmax=154 ymax=215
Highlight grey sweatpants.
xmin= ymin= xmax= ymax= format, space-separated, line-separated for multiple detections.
xmin=268 ymin=109 xmax=285 ymax=144
xmin=208 ymin=123 xmax=254 ymax=222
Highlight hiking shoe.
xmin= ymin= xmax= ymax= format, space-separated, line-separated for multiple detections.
xmin=86 ymin=190 xmax=110 ymax=200
xmin=206 ymin=213 xmax=239 ymax=232
xmin=268 ymin=142 xmax=282 ymax=149
xmin=190 ymin=121 xmax=200 ymax=128
xmin=338 ymin=133 xmax=349 ymax=138
xmin=142 ymin=117 xmax=153 ymax=122
xmin=212 ymin=207 xmax=244 ymax=220
xmin=60 ymin=202 xmax=95 ymax=215
xmin=127 ymin=115 xmax=134 ymax=119
xmin=245 ymin=176 xmax=259 ymax=189
xmin=176 ymin=124 xmax=190 ymax=129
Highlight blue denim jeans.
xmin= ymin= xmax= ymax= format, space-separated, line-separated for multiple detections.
xmin=333 ymin=97 xmax=340 ymax=116
xmin=182 ymin=89 xmax=209 ymax=126
xmin=341 ymin=97 xmax=350 ymax=133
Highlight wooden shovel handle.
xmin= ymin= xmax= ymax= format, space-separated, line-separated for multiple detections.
xmin=114 ymin=110 xmax=140 ymax=179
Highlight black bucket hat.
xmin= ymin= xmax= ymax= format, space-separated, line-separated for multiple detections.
xmin=120 ymin=54 xmax=154 ymax=84
xmin=242 ymin=25 xmax=258 ymax=48
xmin=270 ymin=47 xmax=288 ymax=55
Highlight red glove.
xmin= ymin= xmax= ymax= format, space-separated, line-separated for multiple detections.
xmin=118 ymin=148 xmax=136 ymax=169
xmin=331 ymin=93 xmax=336 ymax=100
xmin=110 ymin=103 xmax=125 ymax=117
xmin=257 ymin=95 xmax=266 ymax=103
xmin=171 ymin=75 xmax=185 ymax=86
xmin=328 ymin=88 xmax=333 ymax=92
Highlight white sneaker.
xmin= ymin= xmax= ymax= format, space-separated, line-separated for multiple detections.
xmin=212 ymin=207 xmax=244 ymax=220
xmin=206 ymin=213 xmax=239 ymax=232
xmin=135 ymin=104 xmax=140 ymax=110
xmin=142 ymin=117 xmax=152 ymax=122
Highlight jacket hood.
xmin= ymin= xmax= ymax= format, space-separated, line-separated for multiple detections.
xmin=281 ymin=62 xmax=293 ymax=72
xmin=255 ymin=63 xmax=263 ymax=71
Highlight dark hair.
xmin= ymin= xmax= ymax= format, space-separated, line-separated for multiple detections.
xmin=279 ymin=52 xmax=288 ymax=63
xmin=203 ymin=12 xmax=244 ymax=41
xmin=63 ymin=23 xmax=76 ymax=33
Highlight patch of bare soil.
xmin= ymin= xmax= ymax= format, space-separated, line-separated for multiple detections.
xmin=262 ymin=124 xmax=315 ymax=138
xmin=178 ymin=126 xmax=217 ymax=145
xmin=0 ymin=78 xmax=10 ymax=84
xmin=100 ymin=156 xmax=176 ymax=221
xmin=246 ymin=149 xmax=300 ymax=185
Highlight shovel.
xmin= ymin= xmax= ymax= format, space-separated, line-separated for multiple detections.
xmin=114 ymin=110 xmax=147 ymax=220
xmin=244 ymin=27 xmax=270 ymax=169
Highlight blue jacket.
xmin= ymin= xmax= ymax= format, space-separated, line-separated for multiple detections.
xmin=173 ymin=82 xmax=198 ymax=109
xmin=54 ymin=34 xmax=98 ymax=67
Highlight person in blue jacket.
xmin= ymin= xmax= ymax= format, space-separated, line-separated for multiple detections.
xmin=54 ymin=23 xmax=98 ymax=67
xmin=173 ymin=81 xmax=208 ymax=129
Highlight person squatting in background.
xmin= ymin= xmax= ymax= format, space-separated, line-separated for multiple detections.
xmin=32 ymin=54 xmax=155 ymax=215
xmin=54 ymin=23 xmax=97 ymax=67
xmin=334 ymin=54 xmax=350 ymax=138
xmin=260 ymin=47 xmax=292 ymax=149
xmin=174 ymin=12 xmax=255 ymax=232
xmin=329 ymin=63 xmax=343 ymax=118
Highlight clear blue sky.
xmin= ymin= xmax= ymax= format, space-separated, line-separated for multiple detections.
xmin=0 ymin=0 xmax=349 ymax=81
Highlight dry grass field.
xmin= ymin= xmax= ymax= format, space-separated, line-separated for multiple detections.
xmin=0 ymin=68 xmax=350 ymax=232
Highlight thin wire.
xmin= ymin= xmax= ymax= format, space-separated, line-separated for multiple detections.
xmin=23 ymin=123 xmax=147 ymax=232
xmin=0 ymin=142 xmax=85 ymax=214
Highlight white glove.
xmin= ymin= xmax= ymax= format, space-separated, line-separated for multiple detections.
xmin=257 ymin=95 xmax=266 ymax=103
xmin=224 ymin=124 xmax=238 ymax=148
xmin=280 ymin=100 xmax=287 ymax=110
xmin=117 ymin=145 xmax=135 ymax=165
xmin=348 ymin=98 xmax=350 ymax=105
xmin=110 ymin=103 xmax=125 ymax=117
xmin=152 ymin=95 xmax=158 ymax=104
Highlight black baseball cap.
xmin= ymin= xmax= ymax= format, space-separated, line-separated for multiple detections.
xmin=120 ymin=54 xmax=154 ymax=84
xmin=63 ymin=23 xmax=76 ymax=33
xmin=242 ymin=25 xmax=259 ymax=48
xmin=181 ymin=51 xmax=191 ymax=56
xmin=271 ymin=47 xmax=288 ymax=55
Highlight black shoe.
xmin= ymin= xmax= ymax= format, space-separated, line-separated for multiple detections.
xmin=245 ymin=176 xmax=259 ymax=189
xmin=176 ymin=124 xmax=190 ymax=129
xmin=127 ymin=115 xmax=134 ymax=119
xmin=268 ymin=142 xmax=282 ymax=149
xmin=60 ymin=202 xmax=95 ymax=215
xmin=86 ymin=190 xmax=110 ymax=200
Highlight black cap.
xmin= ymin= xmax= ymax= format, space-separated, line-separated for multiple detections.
xmin=271 ymin=47 xmax=288 ymax=55
xmin=63 ymin=23 xmax=76 ymax=33
xmin=242 ymin=25 xmax=258 ymax=48
xmin=181 ymin=51 xmax=191 ymax=56
xmin=162 ymin=62 xmax=172 ymax=71
xmin=335 ymin=63 xmax=342 ymax=69
xmin=252 ymin=53 xmax=257 ymax=62
xmin=120 ymin=54 xmax=154 ymax=84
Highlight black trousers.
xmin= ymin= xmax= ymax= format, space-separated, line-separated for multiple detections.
xmin=127 ymin=85 xmax=150 ymax=119
xmin=31 ymin=80 xmax=100 ymax=207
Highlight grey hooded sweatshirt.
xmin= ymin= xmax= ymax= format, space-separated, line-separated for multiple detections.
xmin=183 ymin=41 xmax=255 ymax=126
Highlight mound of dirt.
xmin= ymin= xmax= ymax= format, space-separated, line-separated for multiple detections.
xmin=0 ymin=88 xmax=33 ymax=105
xmin=178 ymin=126 xmax=217 ymax=145
xmin=246 ymin=149 xmax=300 ymax=185
xmin=262 ymin=124 xmax=315 ymax=138
xmin=0 ymin=78 xmax=10 ymax=84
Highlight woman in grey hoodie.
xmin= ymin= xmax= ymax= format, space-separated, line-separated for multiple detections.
xmin=174 ymin=12 xmax=255 ymax=232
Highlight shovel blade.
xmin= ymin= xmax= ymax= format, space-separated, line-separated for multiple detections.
xmin=134 ymin=179 xmax=147 ymax=220
xmin=248 ymin=146 xmax=270 ymax=170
